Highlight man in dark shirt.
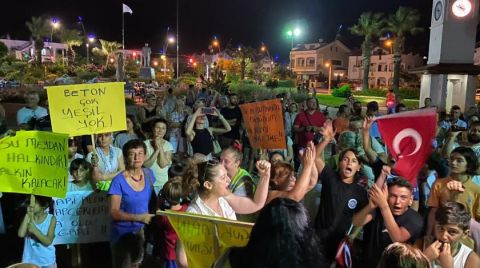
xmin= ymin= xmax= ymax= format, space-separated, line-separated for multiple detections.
xmin=219 ymin=94 xmax=242 ymax=148
xmin=353 ymin=174 xmax=424 ymax=267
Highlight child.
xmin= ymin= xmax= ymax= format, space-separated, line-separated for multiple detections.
xmin=423 ymin=202 xmax=480 ymax=267
xmin=18 ymin=195 xmax=56 ymax=268
xmin=154 ymin=177 xmax=187 ymax=268
xmin=68 ymin=158 xmax=94 ymax=192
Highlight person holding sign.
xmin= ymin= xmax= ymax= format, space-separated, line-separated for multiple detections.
xmin=87 ymin=132 xmax=125 ymax=191
xmin=18 ymin=195 xmax=57 ymax=268
xmin=108 ymin=139 xmax=156 ymax=267
xmin=185 ymin=107 xmax=231 ymax=161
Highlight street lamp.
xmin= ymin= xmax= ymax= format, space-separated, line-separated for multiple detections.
xmin=50 ymin=18 xmax=59 ymax=43
xmin=86 ymin=34 xmax=95 ymax=64
xmin=325 ymin=62 xmax=332 ymax=94
xmin=286 ymin=27 xmax=301 ymax=49
xmin=163 ymin=29 xmax=176 ymax=77
xmin=385 ymin=40 xmax=394 ymax=84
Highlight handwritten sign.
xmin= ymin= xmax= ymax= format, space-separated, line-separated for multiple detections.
xmin=240 ymin=99 xmax=286 ymax=149
xmin=160 ymin=211 xmax=253 ymax=268
xmin=53 ymin=191 xmax=110 ymax=245
xmin=0 ymin=131 xmax=68 ymax=198
xmin=46 ymin=82 xmax=127 ymax=136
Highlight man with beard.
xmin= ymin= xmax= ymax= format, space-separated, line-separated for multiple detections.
xmin=353 ymin=174 xmax=424 ymax=267
xmin=443 ymin=121 xmax=480 ymax=161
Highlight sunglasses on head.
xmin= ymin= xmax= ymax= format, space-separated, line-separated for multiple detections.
xmin=201 ymin=159 xmax=219 ymax=181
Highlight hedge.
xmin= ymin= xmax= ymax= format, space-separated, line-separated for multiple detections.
xmin=352 ymin=87 xmax=420 ymax=99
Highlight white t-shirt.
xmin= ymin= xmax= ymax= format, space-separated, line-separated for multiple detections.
xmin=144 ymin=140 xmax=173 ymax=189
xmin=187 ymin=196 xmax=236 ymax=220
xmin=16 ymin=106 xmax=48 ymax=125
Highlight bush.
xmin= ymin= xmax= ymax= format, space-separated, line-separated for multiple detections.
xmin=277 ymin=79 xmax=295 ymax=88
xmin=265 ymin=79 xmax=278 ymax=89
xmin=332 ymin=84 xmax=352 ymax=98
xmin=77 ymin=71 xmax=100 ymax=81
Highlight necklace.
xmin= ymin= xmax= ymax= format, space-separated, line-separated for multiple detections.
xmin=128 ymin=170 xmax=144 ymax=182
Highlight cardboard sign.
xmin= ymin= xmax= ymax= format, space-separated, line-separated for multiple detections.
xmin=160 ymin=210 xmax=253 ymax=268
xmin=0 ymin=131 xmax=68 ymax=198
xmin=240 ymin=99 xmax=286 ymax=149
xmin=46 ymin=82 xmax=127 ymax=136
xmin=53 ymin=191 xmax=110 ymax=244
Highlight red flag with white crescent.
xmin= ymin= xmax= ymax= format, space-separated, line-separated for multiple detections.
xmin=376 ymin=108 xmax=436 ymax=186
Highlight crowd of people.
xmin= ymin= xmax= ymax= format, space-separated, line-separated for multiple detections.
xmin=0 ymin=85 xmax=480 ymax=268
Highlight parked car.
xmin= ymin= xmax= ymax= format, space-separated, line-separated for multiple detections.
xmin=54 ymin=74 xmax=75 ymax=85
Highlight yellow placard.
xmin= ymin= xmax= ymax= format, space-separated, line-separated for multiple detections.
xmin=0 ymin=131 xmax=69 ymax=198
xmin=46 ymin=82 xmax=127 ymax=136
xmin=160 ymin=210 xmax=253 ymax=268
xmin=240 ymin=99 xmax=286 ymax=149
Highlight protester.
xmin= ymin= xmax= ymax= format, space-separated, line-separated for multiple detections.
xmin=18 ymin=195 xmax=56 ymax=268
xmin=333 ymin=104 xmax=351 ymax=135
xmin=16 ymin=91 xmax=48 ymax=130
xmin=423 ymin=202 xmax=480 ymax=268
xmin=213 ymin=198 xmax=326 ymax=268
xmin=220 ymin=144 xmax=255 ymax=198
xmin=68 ymin=159 xmax=94 ymax=192
xmin=378 ymin=242 xmax=431 ymax=268
xmin=168 ymin=98 xmax=188 ymax=155
xmin=219 ymin=94 xmax=243 ymax=148
xmin=137 ymin=93 xmax=166 ymax=133
xmin=114 ymin=115 xmax=146 ymax=149
xmin=284 ymin=102 xmax=299 ymax=138
xmin=108 ymin=140 xmax=156 ymax=267
xmin=144 ymin=118 xmax=173 ymax=193
xmin=353 ymin=170 xmax=424 ymax=268
xmin=67 ymin=137 xmax=84 ymax=182
xmin=164 ymin=88 xmax=177 ymax=113
xmin=313 ymin=120 xmax=369 ymax=263
xmin=185 ymin=107 xmax=231 ymax=161
xmin=386 ymin=89 xmax=396 ymax=114
xmin=113 ymin=232 xmax=145 ymax=268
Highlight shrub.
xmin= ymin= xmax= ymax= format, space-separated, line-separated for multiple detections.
xmin=77 ymin=71 xmax=100 ymax=81
xmin=265 ymin=79 xmax=278 ymax=89
xmin=353 ymin=88 xmax=419 ymax=99
xmin=332 ymin=84 xmax=352 ymax=98
xmin=277 ymin=79 xmax=295 ymax=88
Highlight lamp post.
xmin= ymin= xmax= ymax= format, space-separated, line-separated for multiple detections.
xmin=50 ymin=18 xmax=59 ymax=42
xmin=287 ymin=28 xmax=301 ymax=71
xmin=163 ymin=28 xmax=176 ymax=78
xmin=325 ymin=62 xmax=332 ymax=94
xmin=86 ymin=34 xmax=95 ymax=64
xmin=385 ymin=40 xmax=394 ymax=85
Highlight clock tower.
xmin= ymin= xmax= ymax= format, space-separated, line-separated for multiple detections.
xmin=418 ymin=0 xmax=480 ymax=111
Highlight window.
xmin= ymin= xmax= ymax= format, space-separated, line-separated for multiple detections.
xmin=378 ymin=64 xmax=382 ymax=72
xmin=307 ymin=57 xmax=315 ymax=67
xmin=297 ymin=58 xmax=305 ymax=67
xmin=384 ymin=65 xmax=387 ymax=72
xmin=291 ymin=60 xmax=295 ymax=68
xmin=331 ymin=60 xmax=342 ymax=66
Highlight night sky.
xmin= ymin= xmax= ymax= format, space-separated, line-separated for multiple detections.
xmin=0 ymin=0 xmax=434 ymax=62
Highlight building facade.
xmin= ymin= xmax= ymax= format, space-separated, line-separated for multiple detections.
xmin=290 ymin=39 xmax=351 ymax=87
xmin=0 ymin=39 xmax=67 ymax=63
xmin=348 ymin=46 xmax=423 ymax=89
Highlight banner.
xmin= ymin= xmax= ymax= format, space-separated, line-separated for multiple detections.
xmin=240 ymin=99 xmax=286 ymax=149
xmin=160 ymin=210 xmax=253 ymax=268
xmin=0 ymin=131 xmax=68 ymax=198
xmin=46 ymin=82 xmax=127 ymax=136
xmin=53 ymin=191 xmax=110 ymax=245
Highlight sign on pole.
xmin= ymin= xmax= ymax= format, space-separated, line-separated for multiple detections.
xmin=239 ymin=99 xmax=286 ymax=149
xmin=159 ymin=210 xmax=253 ymax=268
xmin=53 ymin=191 xmax=110 ymax=244
xmin=0 ymin=131 xmax=69 ymax=198
xmin=46 ymin=82 xmax=127 ymax=136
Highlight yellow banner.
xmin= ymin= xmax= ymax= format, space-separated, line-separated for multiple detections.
xmin=46 ymin=82 xmax=127 ymax=136
xmin=160 ymin=211 xmax=253 ymax=268
xmin=0 ymin=131 xmax=69 ymax=198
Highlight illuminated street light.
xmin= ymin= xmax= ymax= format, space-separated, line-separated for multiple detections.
xmin=50 ymin=18 xmax=60 ymax=42
xmin=325 ymin=62 xmax=332 ymax=94
xmin=109 ymin=58 xmax=115 ymax=63
xmin=153 ymin=61 xmax=158 ymax=67
xmin=88 ymin=34 xmax=95 ymax=43
xmin=168 ymin=36 xmax=175 ymax=44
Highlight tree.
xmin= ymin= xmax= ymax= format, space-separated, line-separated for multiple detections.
xmin=57 ymin=28 xmax=83 ymax=66
xmin=25 ymin=16 xmax=50 ymax=65
xmin=0 ymin=41 xmax=8 ymax=58
xmin=386 ymin=7 xmax=423 ymax=93
xmin=227 ymin=45 xmax=258 ymax=80
xmin=95 ymin=39 xmax=122 ymax=67
xmin=350 ymin=12 xmax=385 ymax=90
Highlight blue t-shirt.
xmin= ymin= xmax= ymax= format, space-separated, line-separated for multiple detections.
xmin=108 ymin=168 xmax=156 ymax=242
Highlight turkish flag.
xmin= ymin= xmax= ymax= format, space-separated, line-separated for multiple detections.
xmin=376 ymin=108 xmax=436 ymax=186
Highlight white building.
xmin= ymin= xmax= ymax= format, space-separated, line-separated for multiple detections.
xmin=348 ymin=46 xmax=423 ymax=88
xmin=290 ymin=39 xmax=351 ymax=87
xmin=0 ymin=39 xmax=67 ymax=63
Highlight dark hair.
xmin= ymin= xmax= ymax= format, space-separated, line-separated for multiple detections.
xmin=113 ymin=232 xmax=144 ymax=268
xmin=182 ymin=158 xmax=200 ymax=199
xmin=338 ymin=148 xmax=363 ymax=165
xmin=69 ymin=158 xmax=93 ymax=176
xmin=168 ymin=87 xmax=173 ymax=94
xmin=160 ymin=178 xmax=183 ymax=207
xmin=367 ymin=101 xmax=379 ymax=112
xmin=269 ymin=151 xmax=285 ymax=162
xmin=122 ymin=139 xmax=147 ymax=164
xmin=229 ymin=198 xmax=326 ymax=268
xmin=125 ymin=114 xmax=146 ymax=140
xmin=435 ymin=202 xmax=471 ymax=231
xmin=168 ymin=161 xmax=188 ymax=178
xmin=34 ymin=195 xmax=53 ymax=209
xmin=68 ymin=137 xmax=77 ymax=147
xmin=450 ymin=146 xmax=478 ymax=175
xmin=195 ymin=160 xmax=222 ymax=194
xmin=150 ymin=118 xmax=169 ymax=133
xmin=395 ymin=103 xmax=407 ymax=113
xmin=470 ymin=121 xmax=480 ymax=129
xmin=451 ymin=105 xmax=461 ymax=111
xmin=338 ymin=104 xmax=349 ymax=115
xmin=426 ymin=152 xmax=449 ymax=178
xmin=377 ymin=242 xmax=430 ymax=268
xmin=387 ymin=178 xmax=412 ymax=192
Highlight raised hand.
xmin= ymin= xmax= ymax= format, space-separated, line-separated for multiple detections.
xmin=363 ymin=116 xmax=375 ymax=132
xmin=256 ymin=160 xmax=271 ymax=178
xmin=320 ymin=119 xmax=335 ymax=139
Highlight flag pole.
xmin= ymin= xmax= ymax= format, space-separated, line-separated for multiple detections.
xmin=122 ymin=7 xmax=125 ymax=51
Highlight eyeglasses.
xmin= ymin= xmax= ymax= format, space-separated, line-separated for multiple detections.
xmin=201 ymin=159 xmax=219 ymax=182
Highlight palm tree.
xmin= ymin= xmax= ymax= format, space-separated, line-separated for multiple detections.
xmin=57 ymin=29 xmax=83 ymax=66
xmin=228 ymin=45 xmax=257 ymax=80
xmin=386 ymin=7 xmax=423 ymax=93
xmin=350 ymin=12 xmax=385 ymax=90
xmin=25 ymin=16 xmax=50 ymax=65
xmin=97 ymin=39 xmax=122 ymax=67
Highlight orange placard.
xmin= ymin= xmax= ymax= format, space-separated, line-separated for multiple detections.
xmin=240 ymin=99 xmax=286 ymax=149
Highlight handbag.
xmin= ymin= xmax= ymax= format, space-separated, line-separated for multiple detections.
xmin=144 ymin=168 xmax=158 ymax=214
xmin=212 ymin=138 xmax=222 ymax=154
